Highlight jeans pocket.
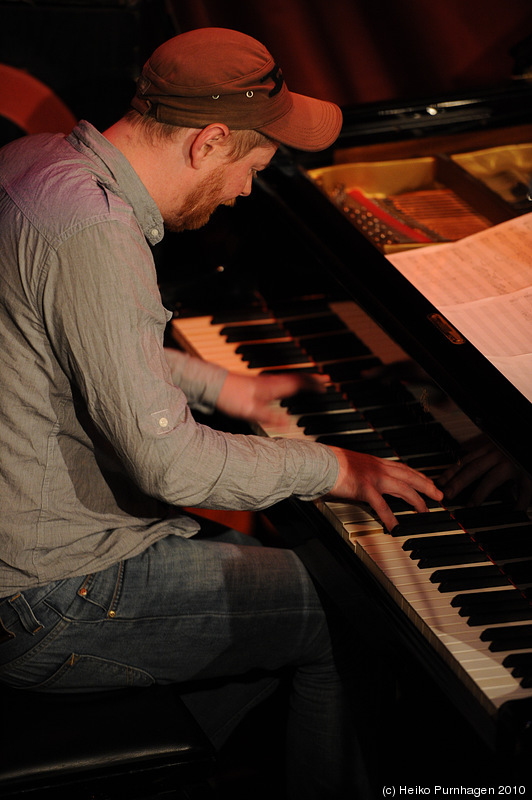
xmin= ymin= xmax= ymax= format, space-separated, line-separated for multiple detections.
xmin=44 ymin=563 xmax=125 ymax=622
xmin=26 ymin=652 xmax=155 ymax=692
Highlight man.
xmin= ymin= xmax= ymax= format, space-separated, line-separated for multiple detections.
xmin=0 ymin=28 xmax=442 ymax=797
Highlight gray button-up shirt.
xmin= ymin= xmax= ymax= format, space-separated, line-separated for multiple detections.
xmin=0 ymin=121 xmax=338 ymax=595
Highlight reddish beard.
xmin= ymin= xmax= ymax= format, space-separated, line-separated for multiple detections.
xmin=163 ymin=168 xmax=231 ymax=232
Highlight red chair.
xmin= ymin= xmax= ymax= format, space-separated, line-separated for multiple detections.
xmin=0 ymin=63 xmax=76 ymax=135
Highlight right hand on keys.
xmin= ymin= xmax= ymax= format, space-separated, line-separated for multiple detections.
xmin=326 ymin=447 xmax=444 ymax=532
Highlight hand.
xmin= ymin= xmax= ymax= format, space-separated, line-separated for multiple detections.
xmin=438 ymin=438 xmax=532 ymax=509
xmin=326 ymin=446 xmax=444 ymax=532
xmin=215 ymin=371 xmax=328 ymax=426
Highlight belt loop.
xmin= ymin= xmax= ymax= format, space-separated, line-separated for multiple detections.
xmin=9 ymin=593 xmax=44 ymax=635
xmin=0 ymin=612 xmax=15 ymax=644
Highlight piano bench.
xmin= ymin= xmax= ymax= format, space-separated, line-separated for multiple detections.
xmin=0 ymin=682 xmax=217 ymax=799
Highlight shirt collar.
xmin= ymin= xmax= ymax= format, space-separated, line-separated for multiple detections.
xmin=66 ymin=120 xmax=165 ymax=246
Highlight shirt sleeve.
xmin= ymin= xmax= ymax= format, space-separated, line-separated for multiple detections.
xmin=163 ymin=347 xmax=227 ymax=413
xmin=41 ymin=216 xmax=339 ymax=510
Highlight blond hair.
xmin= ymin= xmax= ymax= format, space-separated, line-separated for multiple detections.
xmin=122 ymin=109 xmax=272 ymax=161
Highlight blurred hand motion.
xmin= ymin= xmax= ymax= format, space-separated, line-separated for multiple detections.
xmin=216 ymin=371 xmax=328 ymax=426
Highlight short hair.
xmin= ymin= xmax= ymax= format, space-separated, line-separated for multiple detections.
xmin=122 ymin=109 xmax=273 ymax=161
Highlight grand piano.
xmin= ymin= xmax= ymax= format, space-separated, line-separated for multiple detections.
xmin=162 ymin=73 xmax=532 ymax=787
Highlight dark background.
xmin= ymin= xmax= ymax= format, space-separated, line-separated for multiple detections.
xmin=1 ymin=0 xmax=532 ymax=134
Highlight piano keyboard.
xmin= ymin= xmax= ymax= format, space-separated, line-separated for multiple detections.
xmin=171 ymin=296 xmax=532 ymax=720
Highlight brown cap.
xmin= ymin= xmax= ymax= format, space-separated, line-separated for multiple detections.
xmin=131 ymin=28 xmax=342 ymax=152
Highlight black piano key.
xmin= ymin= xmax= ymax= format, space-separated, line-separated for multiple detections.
xmin=386 ymin=424 xmax=456 ymax=456
xmin=258 ymin=366 xmax=322 ymax=376
xmin=284 ymin=315 xmax=347 ymax=336
xmin=452 ymin=587 xmax=532 ymax=626
xmin=364 ymin=405 xmax=434 ymax=430
xmin=341 ymin=379 xmax=415 ymax=409
xmin=452 ymin=588 xmax=521 ymax=609
xmin=479 ymin=536 xmax=532 ymax=561
xmin=297 ymin=411 xmax=368 ymax=435
xmin=251 ymin=354 xmax=313 ymax=368
xmin=452 ymin=588 xmax=532 ymax=624
xmin=236 ymin=341 xmax=313 ymax=367
xmin=469 ymin=606 xmax=532 ymax=626
xmin=502 ymin=653 xmax=532 ymax=684
xmin=384 ymin=495 xmax=442 ymax=513
xmin=211 ymin=308 xmax=270 ymax=324
xmin=316 ymin=432 xmax=395 ymax=457
xmin=403 ymin=452 xmax=458 ymax=471
xmin=235 ymin=340 xmax=306 ymax=358
xmin=481 ymin=623 xmax=532 ymax=651
xmin=452 ymin=506 xmax=530 ymax=528
xmin=475 ymin=525 xmax=532 ymax=545
xmin=302 ymin=332 xmax=371 ymax=361
xmin=407 ymin=527 xmax=532 ymax=568
xmin=391 ymin=510 xmax=461 ymax=537
xmin=221 ymin=323 xmax=286 ymax=342
xmin=268 ymin=298 xmax=331 ymax=318
xmin=504 ymin=559 xmax=532 ymax=584
xmin=414 ymin=546 xmax=489 ymax=569
xmin=403 ymin=533 xmax=471 ymax=551
xmin=324 ymin=358 xmax=382 ymax=382
xmin=281 ymin=391 xmax=352 ymax=414
xmin=431 ymin=564 xmax=510 ymax=591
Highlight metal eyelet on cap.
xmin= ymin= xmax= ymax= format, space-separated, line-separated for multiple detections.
xmin=246 ymin=90 xmax=254 ymax=98
xmin=211 ymin=94 xmax=220 ymax=100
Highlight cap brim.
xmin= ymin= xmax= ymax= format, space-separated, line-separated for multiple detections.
xmin=257 ymin=91 xmax=342 ymax=152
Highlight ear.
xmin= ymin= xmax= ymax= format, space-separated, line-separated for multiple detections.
xmin=190 ymin=123 xmax=231 ymax=169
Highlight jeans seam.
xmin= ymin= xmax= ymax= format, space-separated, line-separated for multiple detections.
xmin=109 ymin=561 xmax=125 ymax=616
xmin=0 ymin=616 xmax=70 ymax=673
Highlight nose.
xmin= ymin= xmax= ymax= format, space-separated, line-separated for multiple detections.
xmin=240 ymin=174 xmax=253 ymax=197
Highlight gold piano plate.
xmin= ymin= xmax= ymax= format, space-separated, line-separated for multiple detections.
xmin=308 ymin=156 xmax=496 ymax=253
xmin=452 ymin=142 xmax=532 ymax=209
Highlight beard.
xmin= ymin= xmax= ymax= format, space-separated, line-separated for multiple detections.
xmin=163 ymin=168 xmax=234 ymax=233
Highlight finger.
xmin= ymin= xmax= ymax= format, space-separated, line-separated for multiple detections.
xmin=363 ymin=487 xmax=398 ymax=532
xmin=388 ymin=483 xmax=430 ymax=514
xmin=385 ymin=461 xmax=443 ymax=502
xmin=368 ymin=466 xmax=432 ymax=513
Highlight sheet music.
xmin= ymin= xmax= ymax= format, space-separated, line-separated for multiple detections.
xmin=387 ymin=213 xmax=532 ymax=402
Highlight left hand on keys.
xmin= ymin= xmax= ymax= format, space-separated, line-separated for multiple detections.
xmin=216 ymin=371 xmax=328 ymax=426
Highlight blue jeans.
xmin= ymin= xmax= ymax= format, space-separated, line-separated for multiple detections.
xmin=0 ymin=523 xmax=369 ymax=798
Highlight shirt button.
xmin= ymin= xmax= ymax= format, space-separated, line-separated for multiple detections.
xmin=159 ymin=417 xmax=168 ymax=428
xmin=150 ymin=227 xmax=159 ymax=238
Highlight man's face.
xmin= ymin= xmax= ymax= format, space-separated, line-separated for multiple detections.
xmin=164 ymin=144 xmax=277 ymax=232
